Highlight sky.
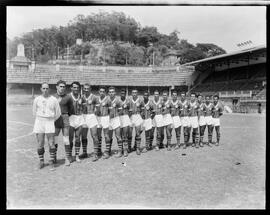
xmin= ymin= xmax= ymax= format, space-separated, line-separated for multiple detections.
xmin=7 ymin=6 xmax=266 ymax=52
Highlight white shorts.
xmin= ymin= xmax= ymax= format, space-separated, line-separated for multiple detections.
xmin=97 ymin=115 xmax=110 ymax=129
xmin=198 ymin=116 xmax=206 ymax=126
xmin=154 ymin=114 xmax=164 ymax=128
xmin=163 ymin=114 xmax=173 ymax=126
xmin=172 ymin=116 xmax=181 ymax=128
xmin=212 ymin=118 xmax=220 ymax=127
xmin=33 ymin=117 xmax=55 ymax=134
xmin=143 ymin=118 xmax=153 ymax=131
xmin=83 ymin=113 xmax=98 ymax=129
xmin=180 ymin=116 xmax=191 ymax=127
xmin=189 ymin=116 xmax=199 ymax=128
xmin=120 ymin=115 xmax=131 ymax=128
xmin=205 ymin=116 xmax=213 ymax=126
xmin=131 ymin=114 xmax=143 ymax=127
xmin=109 ymin=116 xmax=121 ymax=130
xmin=69 ymin=115 xmax=84 ymax=129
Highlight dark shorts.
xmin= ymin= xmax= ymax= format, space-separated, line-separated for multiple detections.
xmin=55 ymin=114 xmax=70 ymax=128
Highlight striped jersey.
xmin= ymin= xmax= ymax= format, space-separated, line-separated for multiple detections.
xmin=128 ymin=97 xmax=144 ymax=115
xmin=212 ymin=102 xmax=223 ymax=118
xmin=170 ymin=99 xmax=180 ymax=117
xmin=120 ymin=97 xmax=130 ymax=116
xmin=108 ymin=96 xmax=122 ymax=118
xmin=82 ymin=93 xmax=99 ymax=114
xmin=204 ymin=102 xmax=214 ymax=117
xmin=152 ymin=97 xmax=163 ymax=115
xmin=162 ymin=99 xmax=172 ymax=115
xmin=189 ymin=100 xmax=199 ymax=117
xmin=179 ymin=99 xmax=190 ymax=117
xmin=53 ymin=93 xmax=74 ymax=115
xmin=197 ymin=102 xmax=206 ymax=117
xmin=141 ymin=99 xmax=153 ymax=119
xmin=96 ymin=96 xmax=110 ymax=117
xmin=69 ymin=93 xmax=84 ymax=115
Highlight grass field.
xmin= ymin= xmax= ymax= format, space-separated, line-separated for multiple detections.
xmin=6 ymin=104 xmax=265 ymax=209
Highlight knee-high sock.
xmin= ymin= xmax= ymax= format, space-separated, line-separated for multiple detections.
xmin=184 ymin=127 xmax=189 ymax=144
xmin=208 ymin=125 xmax=214 ymax=143
xmin=194 ymin=128 xmax=199 ymax=144
xmin=149 ymin=127 xmax=154 ymax=147
xmin=64 ymin=145 xmax=71 ymax=159
xmin=187 ymin=127 xmax=191 ymax=142
xmin=49 ymin=147 xmax=56 ymax=163
xmin=200 ymin=125 xmax=206 ymax=143
xmin=75 ymin=140 xmax=81 ymax=156
xmin=82 ymin=139 xmax=88 ymax=154
xmin=37 ymin=147 xmax=45 ymax=162
xmin=175 ymin=126 xmax=181 ymax=145
xmin=215 ymin=126 xmax=220 ymax=143
xmin=192 ymin=130 xmax=195 ymax=144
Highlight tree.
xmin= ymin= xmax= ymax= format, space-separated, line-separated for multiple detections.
xmin=196 ymin=43 xmax=226 ymax=57
xmin=136 ymin=26 xmax=160 ymax=47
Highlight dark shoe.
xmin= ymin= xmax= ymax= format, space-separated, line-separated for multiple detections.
xmin=159 ymin=144 xmax=164 ymax=149
xmin=92 ymin=154 xmax=99 ymax=162
xmin=80 ymin=153 xmax=88 ymax=159
xmin=136 ymin=148 xmax=141 ymax=155
xmin=195 ymin=144 xmax=199 ymax=148
xmin=155 ymin=146 xmax=160 ymax=151
xmin=38 ymin=161 xmax=45 ymax=169
xmin=128 ymin=147 xmax=132 ymax=153
xmin=53 ymin=156 xmax=57 ymax=164
xmin=65 ymin=158 xmax=71 ymax=166
xmin=115 ymin=150 xmax=123 ymax=158
xmin=192 ymin=143 xmax=195 ymax=147
xmin=206 ymin=142 xmax=212 ymax=147
xmin=103 ymin=152 xmax=110 ymax=159
xmin=123 ymin=149 xmax=128 ymax=157
xmin=167 ymin=145 xmax=172 ymax=151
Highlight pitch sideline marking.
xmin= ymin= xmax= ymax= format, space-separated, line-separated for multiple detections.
xmin=7 ymin=132 xmax=34 ymax=142
xmin=7 ymin=120 xmax=33 ymax=127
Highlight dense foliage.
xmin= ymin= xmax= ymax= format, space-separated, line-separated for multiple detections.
xmin=7 ymin=11 xmax=226 ymax=65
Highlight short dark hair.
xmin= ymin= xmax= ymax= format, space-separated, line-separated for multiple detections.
xmin=83 ymin=83 xmax=91 ymax=88
xmin=120 ymin=88 xmax=126 ymax=93
xmin=108 ymin=86 xmax=115 ymax=91
xmin=154 ymin=89 xmax=159 ymax=94
xmin=71 ymin=81 xmax=81 ymax=88
xmin=214 ymin=94 xmax=219 ymax=99
xmin=99 ymin=86 xmax=106 ymax=91
xmin=56 ymin=80 xmax=66 ymax=86
xmin=162 ymin=91 xmax=168 ymax=95
xmin=180 ymin=91 xmax=186 ymax=96
xmin=172 ymin=90 xmax=178 ymax=95
xmin=190 ymin=92 xmax=197 ymax=97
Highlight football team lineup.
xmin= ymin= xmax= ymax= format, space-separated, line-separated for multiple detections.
xmin=27 ymin=80 xmax=230 ymax=170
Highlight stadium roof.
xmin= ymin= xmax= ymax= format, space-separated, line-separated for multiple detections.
xmin=182 ymin=44 xmax=266 ymax=66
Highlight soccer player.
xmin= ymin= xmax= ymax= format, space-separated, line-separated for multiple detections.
xmin=53 ymin=80 xmax=74 ymax=166
xmin=69 ymin=81 xmax=85 ymax=162
xmin=212 ymin=95 xmax=223 ymax=146
xmin=179 ymin=92 xmax=191 ymax=149
xmin=189 ymin=92 xmax=200 ymax=148
xmin=141 ymin=91 xmax=154 ymax=153
xmin=161 ymin=91 xmax=173 ymax=150
xmin=119 ymin=88 xmax=132 ymax=156
xmin=107 ymin=87 xmax=123 ymax=158
xmin=81 ymin=83 xmax=100 ymax=162
xmin=197 ymin=94 xmax=206 ymax=147
xmin=170 ymin=91 xmax=182 ymax=150
xmin=152 ymin=89 xmax=164 ymax=151
xmin=33 ymin=82 xmax=61 ymax=170
xmin=204 ymin=95 xmax=214 ymax=147
xmin=128 ymin=89 xmax=144 ymax=155
xmin=96 ymin=86 xmax=111 ymax=159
